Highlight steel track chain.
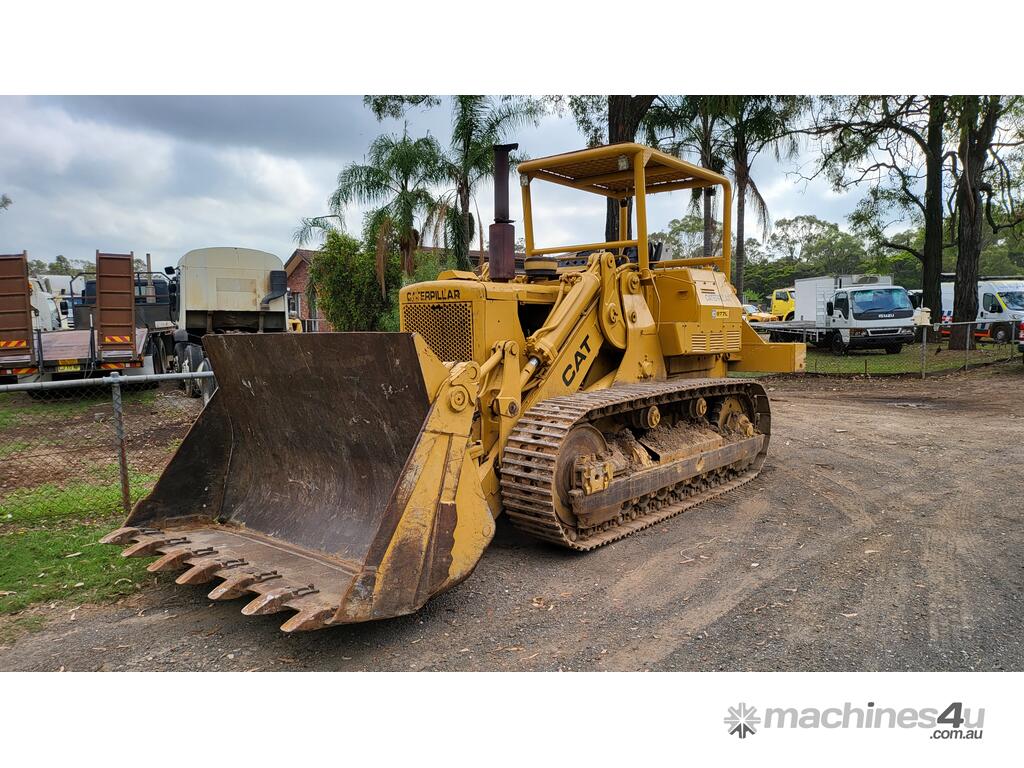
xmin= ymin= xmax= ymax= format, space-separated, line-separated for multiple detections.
xmin=499 ymin=378 xmax=770 ymax=551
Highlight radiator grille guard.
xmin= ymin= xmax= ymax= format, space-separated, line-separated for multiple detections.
xmin=401 ymin=301 xmax=475 ymax=362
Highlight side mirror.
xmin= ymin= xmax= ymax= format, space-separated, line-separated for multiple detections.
xmin=163 ymin=265 xmax=176 ymax=275
xmin=826 ymin=301 xmax=834 ymax=315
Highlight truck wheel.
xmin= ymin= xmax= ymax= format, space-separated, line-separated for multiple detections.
xmin=151 ymin=339 xmax=167 ymax=375
xmin=884 ymin=344 xmax=902 ymax=354
xmin=182 ymin=344 xmax=205 ymax=398
xmin=197 ymin=357 xmax=217 ymax=404
xmin=784 ymin=312 xmax=794 ymax=321
xmin=830 ymin=334 xmax=847 ymax=356
xmin=173 ymin=342 xmax=188 ymax=389
xmin=990 ymin=324 xmax=1011 ymax=343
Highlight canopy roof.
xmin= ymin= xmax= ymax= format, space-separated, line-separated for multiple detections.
xmin=517 ymin=142 xmax=729 ymax=199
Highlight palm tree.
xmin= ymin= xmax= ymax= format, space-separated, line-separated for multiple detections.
xmin=440 ymin=96 xmax=541 ymax=269
xmin=721 ymin=96 xmax=802 ymax=298
xmin=365 ymin=95 xmax=542 ymax=270
xmin=296 ymin=129 xmax=445 ymax=293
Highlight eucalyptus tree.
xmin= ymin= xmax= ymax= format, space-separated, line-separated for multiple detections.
xmin=296 ymin=128 xmax=446 ymax=293
xmin=809 ymin=96 xmax=949 ymax=334
xmin=947 ymin=95 xmax=1019 ymax=346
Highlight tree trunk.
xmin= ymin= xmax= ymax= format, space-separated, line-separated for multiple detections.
xmin=605 ymin=95 xmax=655 ymax=242
xmin=400 ymin=230 xmax=419 ymax=276
xmin=951 ymin=96 xmax=1001 ymax=350
xmin=952 ymin=174 xmax=982 ymax=349
xmin=702 ymin=189 xmax=714 ymax=257
xmin=734 ymin=176 xmax=746 ymax=298
xmin=921 ymin=95 xmax=945 ymax=341
xmin=457 ymin=181 xmax=473 ymax=271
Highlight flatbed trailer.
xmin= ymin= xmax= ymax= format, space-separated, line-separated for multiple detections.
xmin=749 ymin=318 xmax=914 ymax=351
xmin=748 ymin=319 xmax=822 ymax=342
xmin=1 ymin=251 xmax=172 ymax=383
xmin=33 ymin=326 xmax=157 ymax=378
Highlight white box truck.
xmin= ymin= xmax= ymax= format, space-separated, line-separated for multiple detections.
xmin=940 ymin=278 xmax=1024 ymax=343
xmin=751 ymin=274 xmax=916 ymax=355
xmin=164 ymin=247 xmax=289 ymax=397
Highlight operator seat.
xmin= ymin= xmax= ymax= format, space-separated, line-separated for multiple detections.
xmin=523 ymin=241 xmax=663 ymax=278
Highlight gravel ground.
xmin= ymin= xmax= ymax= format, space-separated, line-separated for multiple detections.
xmin=2 ymin=365 xmax=1022 ymax=671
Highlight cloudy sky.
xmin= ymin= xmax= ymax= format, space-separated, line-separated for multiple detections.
xmin=0 ymin=96 xmax=860 ymax=271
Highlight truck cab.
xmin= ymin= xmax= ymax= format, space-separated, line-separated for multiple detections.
xmin=769 ymin=287 xmax=796 ymax=320
xmin=977 ymin=280 xmax=1024 ymax=342
xmin=824 ymin=285 xmax=915 ymax=354
xmin=939 ymin=279 xmax=1024 ymax=341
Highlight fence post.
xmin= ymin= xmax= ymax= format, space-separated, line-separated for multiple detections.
xmin=964 ymin=323 xmax=970 ymax=371
xmin=920 ymin=328 xmax=927 ymax=379
xmin=109 ymin=372 xmax=132 ymax=516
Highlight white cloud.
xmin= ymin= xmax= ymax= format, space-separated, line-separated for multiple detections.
xmin=0 ymin=95 xmax=870 ymax=270
xmin=0 ymin=97 xmax=172 ymax=190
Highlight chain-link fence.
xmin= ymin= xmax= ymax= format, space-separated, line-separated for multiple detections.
xmin=0 ymin=373 xmax=207 ymax=528
xmin=793 ymin=321 xmax=1023 ymax=377
xmin=1 ymin=324 xmax=1020 ymax=528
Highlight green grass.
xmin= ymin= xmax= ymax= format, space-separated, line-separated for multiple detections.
xmin=0 ymin=521 xmax=153 ymax=615
xmin=0 ymin=388 xmax=157 ymax=430
xmin=0 ymin=475 xmax=158 ymax=525
xmin=803 ymin=341 xmax=1016 ymax=375
xmin=0 ymin=385 xmax=180 ymax=632
xmin=0 ymin=440 xmax=32 ymax=458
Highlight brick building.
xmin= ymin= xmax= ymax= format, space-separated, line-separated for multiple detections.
xmin=284 ymin=248 xmax=333 ymax=332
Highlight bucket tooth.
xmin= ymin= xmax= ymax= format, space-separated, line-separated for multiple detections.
xmin=176 ymin=557 xmax=228 ymax=585
xmin=208 ymin=570 xmax=276 ymax=601
xmin=281 ymin=606 xmax=335 ymax=633
xmin=101 ymin=526 xmax=147 ymax=545
xmin=100 ymin=527 xmax=139 ymax=545
xmin=122 ymin=536 xmax=189 ymax=558
xmin=208 ymin=573 xmax=256 ymax=601
xmin=147 ymin=548 xmax=194 ymax=573
xmin=241 ymin=584 xmax=319 ymax=617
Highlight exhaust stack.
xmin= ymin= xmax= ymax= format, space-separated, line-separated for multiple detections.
xmin=488 ymin=143 xmax=518 ymax=281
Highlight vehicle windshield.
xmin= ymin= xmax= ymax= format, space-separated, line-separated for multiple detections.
xmin=850 ymin=288 xmax=912 ymax=318
xmin=743 ymin=304 xmax=758 ymax=314
xmin=998 ymin=290 xmax=1024 ymax=310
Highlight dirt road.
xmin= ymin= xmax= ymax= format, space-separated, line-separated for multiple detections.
xmin=3 ymin=367 xmax=1022 ymax=671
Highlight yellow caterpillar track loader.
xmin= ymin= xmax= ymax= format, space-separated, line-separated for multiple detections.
xmin=103 ymin=143 xmax=805 ymax=632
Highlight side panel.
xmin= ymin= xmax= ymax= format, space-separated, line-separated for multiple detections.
xmin=0 ymin=252 xmax=35 ymax=367
xmin=96 ymin=252 xmax=137 ymax=357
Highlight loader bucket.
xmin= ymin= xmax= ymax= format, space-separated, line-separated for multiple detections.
xmin=102 ymin=333 xmax=495 ymax=631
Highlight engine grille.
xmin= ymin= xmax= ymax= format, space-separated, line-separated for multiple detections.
xmin=401 ymin=301 xmax=475 ymax=362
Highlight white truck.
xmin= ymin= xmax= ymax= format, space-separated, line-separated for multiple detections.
xmin=940 ymin=278 xmax=1024 ymax=343
xmin=751 ymin=274 xmax=916 ymax=355
xmin=28 ymin=277 xmax=67 ymax=331
xmin=164 ymin=247 xmax=289 ymax=396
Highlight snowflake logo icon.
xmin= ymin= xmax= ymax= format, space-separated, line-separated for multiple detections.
xmin=724 ymin=703 xmax=760 ymax=738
